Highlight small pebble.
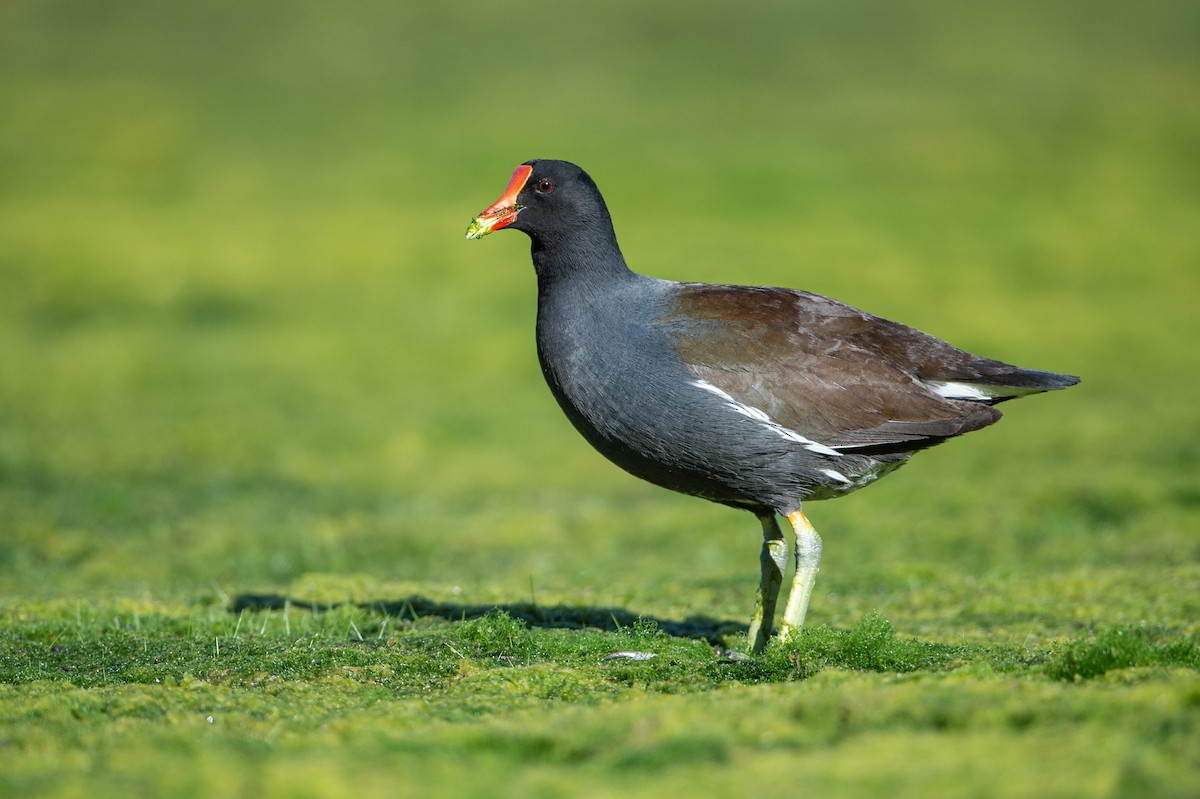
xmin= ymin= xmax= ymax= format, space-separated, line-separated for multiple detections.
xmin=601 ymin=651 xmax=656 ymax=661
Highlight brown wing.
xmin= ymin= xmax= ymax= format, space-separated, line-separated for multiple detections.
xmin=659 ymin=283 xmax=1004 ymax=451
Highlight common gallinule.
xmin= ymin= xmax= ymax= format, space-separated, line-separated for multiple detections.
xmin=466 ymin=159 xmax=1079 ymax=653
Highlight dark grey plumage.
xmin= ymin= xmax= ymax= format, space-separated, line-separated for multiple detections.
xmin=467 ymin=158 xmax=1079 ymax=652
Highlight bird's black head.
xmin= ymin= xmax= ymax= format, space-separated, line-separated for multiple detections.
xmin=466 ymin=159 xmax=615 ymax=250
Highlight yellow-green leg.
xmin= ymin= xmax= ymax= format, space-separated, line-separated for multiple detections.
xmin=747 ymin=511 xmax=788 ymax=654
xmin=776 ymin=508 xmax=822 ymax=644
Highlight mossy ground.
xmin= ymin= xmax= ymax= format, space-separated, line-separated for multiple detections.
xmin=3 ymin=601 xmax=1198 ymax=797
xmin=2 ymin=1 xmax=1198 ymax=797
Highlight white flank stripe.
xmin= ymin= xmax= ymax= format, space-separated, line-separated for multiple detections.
xmin=774 ymin=428 xmax=842 ymax=456
xmin=692 ymin=380 xmax=841 ymax=457
xmin=820 ymin=468 xmax=853 ymax=485
xmin=692 ymin=380 xmax=735 ymax=400
xmin=728 ymin=404 xmax=772 ymax=423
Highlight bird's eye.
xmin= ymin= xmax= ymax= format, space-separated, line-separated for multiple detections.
xmin=535 ymin=178 xmax=555 ymax=194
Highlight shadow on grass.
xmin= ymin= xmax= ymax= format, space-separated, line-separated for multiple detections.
xmin=230 ymin=595 xmax=1199 ymax=680
xmin=231 ymin=592 xmax=745 ymax=646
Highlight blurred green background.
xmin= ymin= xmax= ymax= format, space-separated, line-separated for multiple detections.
xmin=3 ymin=2 xmax=1199 ymax=797
xmin=1 ymin=0 xmax=1197 ymax=631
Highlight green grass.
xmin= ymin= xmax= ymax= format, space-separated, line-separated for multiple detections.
xmin=2 ymin=1 xmax=1199 ymax=797
xmin=2 ymin=603 xmax=1198 ymax=796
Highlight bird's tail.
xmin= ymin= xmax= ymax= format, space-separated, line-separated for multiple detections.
xmin=927 ymin=362 xmax=1080 ymax=404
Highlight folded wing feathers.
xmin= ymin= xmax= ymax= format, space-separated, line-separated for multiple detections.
xmin=667 ymin=283 xmax=1078 ymax=455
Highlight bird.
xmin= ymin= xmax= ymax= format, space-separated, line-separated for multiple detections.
xmin=465 ymin=159 xmax=1079 ymax=654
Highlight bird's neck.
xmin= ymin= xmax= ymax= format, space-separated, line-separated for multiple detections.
xmin=530 ymin=222 xmax=635 ymax=297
